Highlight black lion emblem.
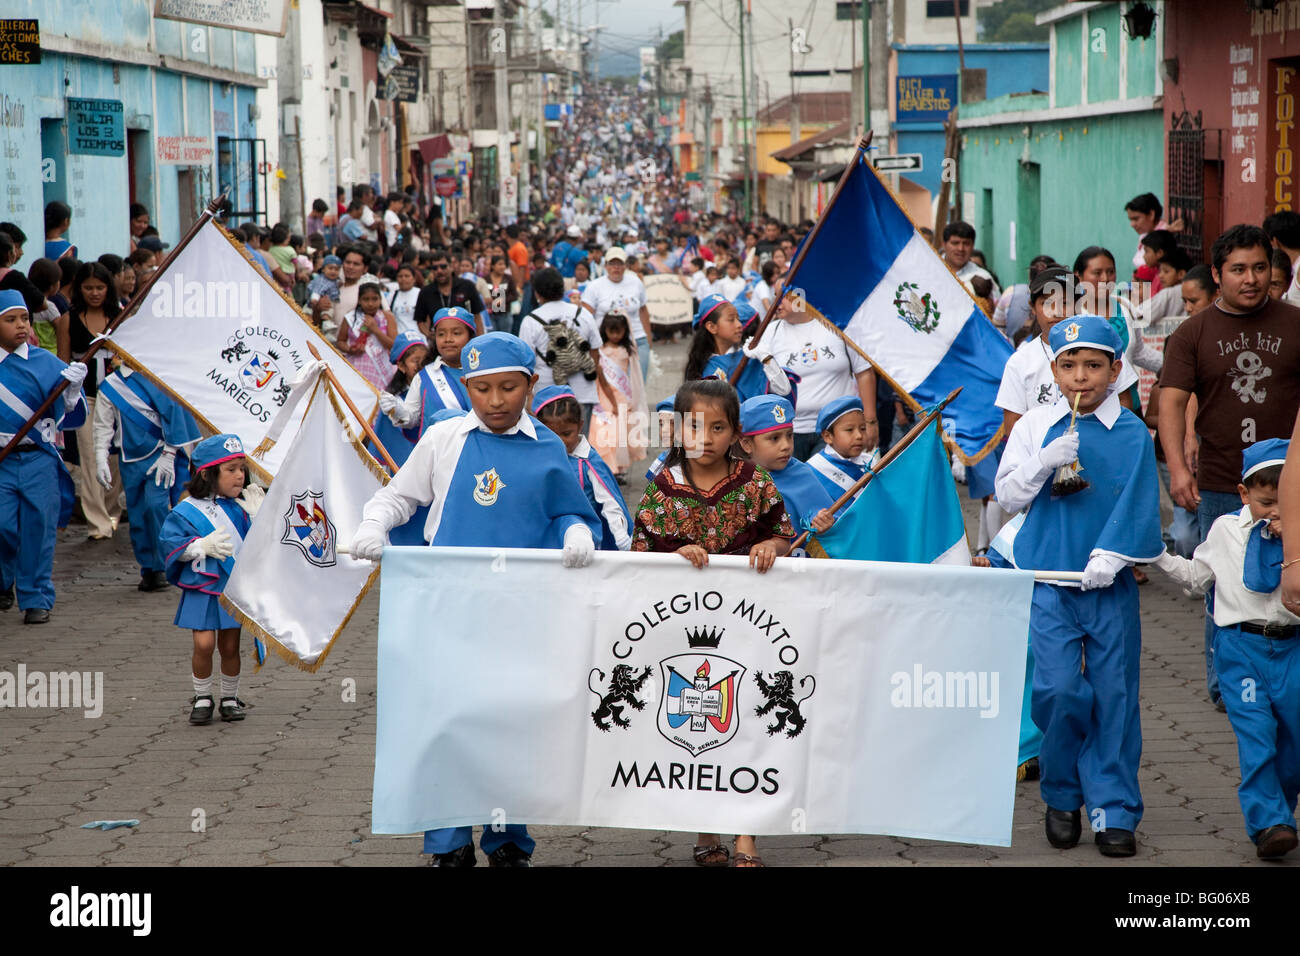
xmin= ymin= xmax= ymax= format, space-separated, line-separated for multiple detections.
xmin=272 ymin=380 xmax=291 ymax=407
xmin=221 ymin=341 xmax=250 ymax=364
xmin=753 ymin=671 xmax=815 ymax=738
xmin=588 ymin=664 xmax=653 ymax=732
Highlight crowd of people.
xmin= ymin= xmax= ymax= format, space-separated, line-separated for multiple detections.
xmin=3 ymin=81 xmax=1300 ymax=869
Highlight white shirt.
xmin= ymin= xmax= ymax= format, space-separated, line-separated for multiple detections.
xmin=361 ymin=409 xmax=538 ymax=542
xmin=573 ymin=436 xmax=631 ymax=550
xmin=384 ymin=208 xmax=402 ymax=248
xmin=359 ymin=205 xmax=379 ymax=242
xmin=1158 ymin=506 xmax=1300 ymax=628
xmin=688 ymin=271 xmax=710 ymax=300
xmin=716 ymin=275 xmax=747 ymax=301
xmin=994 ymin=335 xmax=1138 ymax=417
xmin=748 ymin=279 xmax=772 ymax=313
xmin=952 ymin=260 xmax=1000 ymax=301
xmin=518 ymin=300 xmax=604 ymax=404
xmin=386 ymin=287 xmax=420 ymax=336
xmin=762 ymin=318 xmax=868 ymax=432
xmin=581 ymin=273 xmax=647 ymax=342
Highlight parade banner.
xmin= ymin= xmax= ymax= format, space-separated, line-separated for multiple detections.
xmin=791 ymin=156 xmax=1012 ymax=465
xmin=643 ymin=273 xmax=694 ymax=329
xmin=221 ymin=373 xmax=385 ymax=671
xmin=373 ymin=549 xmax=1033 ymax=844
xmin=106 ymin=219 xmax=379 ymax=478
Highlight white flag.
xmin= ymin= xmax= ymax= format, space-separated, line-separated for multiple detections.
xmin=107 ymin=218 xmax=378 ymax=477
xmin=221 ymin=373 xmax=385 ymax=671
xmin=372 ymin=548 xmax=1033 ymax=845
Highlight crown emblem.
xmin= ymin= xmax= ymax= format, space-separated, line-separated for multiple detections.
xmin=686 ymin=626 xmax=724 ymax=648
xmin=266 ymin=349 xmax=280 ymax=361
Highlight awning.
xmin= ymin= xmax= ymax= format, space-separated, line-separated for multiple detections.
xmin=417 ymin=134 xmax=452 ymax=163
xmin=394 ymin=35 xmax=426 ymax=58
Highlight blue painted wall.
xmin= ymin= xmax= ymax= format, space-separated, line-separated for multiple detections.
xmin=892 ymin=43 xmax=1050 ymax=195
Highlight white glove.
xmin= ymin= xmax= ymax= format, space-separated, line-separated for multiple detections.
xmin=185 ymin=529 xmax=234 ymax=562
xmin=1081 ymin=553 xmax=1127 ymax=591
xmin=61 ymin=361 xmax=88 ymax=403
xmin=146 ymin=447 xmax=177 ymax=488
xmin=96 ymin=454 xmax=113 ymax=490
xmin=292 ymin=359 xmax=327 ymax=387
xmin=350 ymin=520 xmax=388 ymax=562
xmin=741 ymin=342 xmax=772 ymax=364
xmin=237 ymin=482 xmax=266 ymax=517
xmin=561 ymin=523 xmax=595 ymax=569
xmin=1038 ymin=432 xmax=1081 ymax=470
xmin=378 ymin=392 xmax=401 ymax=414
xmin=951 ymin=456 xmax=967 ymax=483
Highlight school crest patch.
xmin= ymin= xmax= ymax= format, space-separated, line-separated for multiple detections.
xmin=238 ymin=351 xmax=280 ymax=391
xmin=893 ymin=282 xmax=940 ymax=334
xmin=473 ymin=468 xmax=505 ymax=506
xmin=281 ymin=490 xmax=337 ymax=568
xmin=1064 ymin=321 xmax=1080 ymax=342
xmin=467 ymin=347 xmax=481 ymax=371
xmin=772 ymin=404 xmax=786 ymax=424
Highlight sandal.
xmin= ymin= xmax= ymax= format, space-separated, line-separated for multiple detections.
xmin=730 ymin=852 xmax=766 ymax=867
xmin=693 ymin=842 xmax=729 ymax=867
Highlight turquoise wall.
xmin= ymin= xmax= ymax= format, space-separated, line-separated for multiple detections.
xmin=960 ymin=108 xmax=1165 ymax=286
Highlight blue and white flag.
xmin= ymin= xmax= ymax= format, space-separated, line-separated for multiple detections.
xmin=791 ymin=158 xmax=1012 ymax=464
xmin=810 ymin=420 xmax=970 ymax=565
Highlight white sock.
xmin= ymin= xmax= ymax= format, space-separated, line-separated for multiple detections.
xmin=985 ymin=500 xmax=1011 ymax=545
xmin=220 ymin=674 xmax=240 ymax=701
xmin=192 ymin=675 xmax=213 ymax=702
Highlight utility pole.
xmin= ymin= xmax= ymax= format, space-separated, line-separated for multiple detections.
xmin=951 ymin=0 xmax=966 ymax=222
xmin=494 ymin=0 xmax=513 ymax=223
xmin=738 ymin=0 xmax=750 ymax=222
xmin=519 ymin=0 xmax=531 ymax=217
xmin=749 ymin=6 xmax=759 ymax=218
xmin=861 ymin=0 xmax=869 ymax=138
xmin=702 ymin=82 xmax=713 ymax=213
xmin=788 ymin=17 xmax=801 ymax=223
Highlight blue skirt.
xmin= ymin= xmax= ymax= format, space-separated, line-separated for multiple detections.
xmin=174 ymin=588 xmax=239 ymax=631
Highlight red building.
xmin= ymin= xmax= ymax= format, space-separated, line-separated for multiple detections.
xmin=1162 ymin=0 xmax=1300 ymax=261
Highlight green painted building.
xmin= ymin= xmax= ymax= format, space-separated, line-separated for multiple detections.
xmin=957 ymin=1 xmax=1165 ymax=286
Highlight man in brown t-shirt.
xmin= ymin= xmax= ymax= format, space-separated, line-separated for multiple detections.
xmin=1159 ymin=223 xmax=1300 ymax=707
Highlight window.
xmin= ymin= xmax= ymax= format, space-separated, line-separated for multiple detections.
xmin=926 ymin=0 xmax=970 ymax=16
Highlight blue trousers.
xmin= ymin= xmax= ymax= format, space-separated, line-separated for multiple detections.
xmin=1030 ymin=574 xmax=1143 ymax=832
xmin=1215 ymin=626 xmax=1300 ymax=839
xmin=1019 ymin=640 xmax=1043 ymax=766
xmin=120 ymin=452 xmax=188 ymax=573
xmin=1199 ymin=490 xmax=1244 ymax=704
xmin=423 ymin=825 xmax=534 ymax=856
xmin=0 ymin=450 xmax=59 ymax=610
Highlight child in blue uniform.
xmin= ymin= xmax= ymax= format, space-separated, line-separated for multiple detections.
xmin=379 ymin=306 xmax=476 ymax=431
xmin=0 ymin=290 xmax=88 ymax=623
xmin=738 ymin=394 xmax=834 ymax=551
xmin=994 ymin=315 xmax=1163 ymax=857
xmin=808 ymin=396 xmax=881 ymax=501
xmin=685 ymin=293 xmax=793 ymax=403
xmin=353 ymin=332 xmax=601 ymax=868
xmin=1151 ymin=439 xmax=1300 ymax=859
xmin=95 ymin=362 xmax=200 ymax=592
xmin=160 ymin=434 xmax=265 ymax=725
xmin=371 ymin=331 xmax=429 ymax=469
xmin=534 ymin=384 xmax=632 ymax=550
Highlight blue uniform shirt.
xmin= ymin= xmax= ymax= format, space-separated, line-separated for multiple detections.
xmin=767 ymin=455 xmax=835 ymax=534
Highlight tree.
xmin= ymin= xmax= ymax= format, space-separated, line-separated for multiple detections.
xmin=657 ymin=29 xmax=683 ymax=62
xmin=977 ymin=0 xmax=1056 ymax=42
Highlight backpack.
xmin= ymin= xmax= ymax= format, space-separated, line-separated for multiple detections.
xmin=530 ymin=307 xmax=596 ymax=385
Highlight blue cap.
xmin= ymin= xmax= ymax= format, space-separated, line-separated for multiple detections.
xmin=1048 ymin=314 xmax=1121 ymax=360
xmin=655 ymin=397 xmax=675 ymax=414
xmin=192 ymin=433 xmax=246 ymax=471
xmin=388 ymin=331 xmax=428 ymax=365
xmin=460 ymin=331 xmax=535 ymax=379
xmin=532 ymin=384 xmax=576 ymax=416
xmin=1242 ymin=438 xmax=1290 ymax=482
xmin=816 ymin=396 xmax=864 ymax=435
xmin=733 ymin=298 xmax=758 ymax=330
xmin=434 ymin=306 xmax=477 ymax=332
xmin=0 ymin=289 xmax=27 ymax=316
xmin=322 ymin=255 xmax=342 ymax=267
xmin=693 ymin=293 xmax=730 ymax=329
xmin=741 ymin=395 xmax=795 ymax=436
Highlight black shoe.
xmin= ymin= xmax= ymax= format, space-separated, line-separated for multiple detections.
xmin=0 ymin=587 xmax=13 ymax=610
xmin=1095 ymin=828 xmax=1137 ymax=857
xmin=1045 ymin=807 xmax=1082 ymax=848
xmin=23 ymin=608 xmax=49 ymax=624
xmin=137 ymin=570 xmax=170 ymax=592
xmin=487 ymin=843 xmax=532 ymax=867
xmin=1214 ymin=698 xmax=1228 ymax=713
xmin=1017 ymin=757 xmax=1040 ymax=782
xmin=1256 ymin=824 xmax=1299 ymax=859
xmin=428 ymin=844 xmax=477 ymax=867
xmin=189 ymin=695 xmax=214 ymax=725
xmin=219 ymin=697 xmax=247 ymax=721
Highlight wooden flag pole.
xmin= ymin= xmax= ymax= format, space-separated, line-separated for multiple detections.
xmin=306 ymin=342 xmax=399 ymax=473
xmin=0 ymin=190 xmax=230 ymax=467
xmin=789 ymin=386 xmax=961 ymax=552
xmin=728 ymin=132 xmax=873 ymax=388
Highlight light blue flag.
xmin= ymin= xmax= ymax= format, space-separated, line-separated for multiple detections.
xmin=811 ymin=419 xmax=969 ymax=565
xmin=790 ymin=155 xmax=1012 ymax=468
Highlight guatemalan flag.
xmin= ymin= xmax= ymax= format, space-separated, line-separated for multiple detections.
xmin=792 ymin=156 xmax=1012 ymax=480
xmin=809 ymin=418 xmax=970 ymax=566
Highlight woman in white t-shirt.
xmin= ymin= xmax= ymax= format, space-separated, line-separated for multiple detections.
xmin=385 ymin=264 xmax=421 ymax=336
xmin=758 ymin=285 xmax=878 ymax=461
